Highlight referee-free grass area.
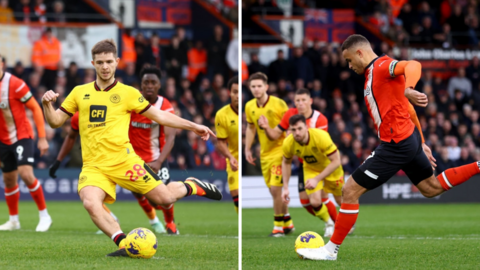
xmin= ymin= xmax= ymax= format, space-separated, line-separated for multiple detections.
xmin=0 ymin=201 xmax=238 ymax=270
xmin=242 ymin=204 xmax=480 ymax=270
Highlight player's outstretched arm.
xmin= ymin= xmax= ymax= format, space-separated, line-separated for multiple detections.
xmin=142 ymin=106 xmax=215 ymax=140
xmin=281 ymin=156 xmax=293 ymax=204
xmin=49 ymin=128 xmax=79 ymax=178
xmin=42 ymin=90 xmax=70 ymax=128
xmin=258 ymin=115 xmax=283 ymax=140
xmin=217 ymin=138 xmax=238 ymax=171
xmin=305 ymin=151 xmax=341 ymax=190
xmin=244 ymin=123 xmax=257 ymax=165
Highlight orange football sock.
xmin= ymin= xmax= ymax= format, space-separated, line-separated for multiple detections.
xmin=5 ymin=185 xmax=20 ymax=216
xmin=136 ymin=196 xmax=156 ymax=220
xmin=437 ymin=162 xmax=480 ymax=191
xmin=322 ymin=198 xmax=338 ymax=222
xmin=300 ymin=199 xmax=316 ymax=216
xmin=27 ymin=179 xmax=46 ymax=211
xmin=330 ymin=203 xmax=359 ymax=245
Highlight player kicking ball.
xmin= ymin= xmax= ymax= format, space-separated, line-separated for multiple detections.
xmin=281 ymin=115 xmax=343 ymax=238
xmin=297 ymin=34 xmax=480 ymax=260
xmin=215 ymin=76 xmax=239 ymax=213
xmin=0 ymin=56 xmax=52 ymax=232
xmin=41 ymin=39 xmax=222 ymax=257
xmin=245 ymin=72 xmax=294 ymax=237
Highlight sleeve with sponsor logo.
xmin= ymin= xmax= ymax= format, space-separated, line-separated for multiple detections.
xmin=282 ymin=135 xmax=294 ymax=159
xmin=215 ymin=111 xmax=228 ymax=139
xmin=11 ymin=76 xmax=31 ymax=103
xmin=127 ymin=87 xmax=151 ymax=114
xmin=59 ymin=87 xmax=78 ymax=117
xmin=161 ymin=97 xmax=175 ymax=114
xmin=317 ymin=130 xmax=337 ymax=156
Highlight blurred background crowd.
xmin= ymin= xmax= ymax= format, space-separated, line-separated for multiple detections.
xmin=0 ymin=0 xmax=238 ymax=171
xmin=242 ymin=0 xmax=480 ymax=177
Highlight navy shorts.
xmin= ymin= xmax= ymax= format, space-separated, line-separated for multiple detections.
xmin=352 ymin=128 xmax=433 ymax=190
xmin=0 ymin=139 xmax=35 ymax=173
xmin=298 ymin=162 xmax=305 ymax=193
xmin=158 ymin=161 xmax=172 ymax=184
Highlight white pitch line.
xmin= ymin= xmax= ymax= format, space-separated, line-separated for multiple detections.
xmin=10 ymin=229 xmax=238 ymax=239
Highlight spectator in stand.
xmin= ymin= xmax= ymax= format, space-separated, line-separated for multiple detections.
xmin=468 ymin=17 xmax=480 ymax=46
xmin=456 ymin=147 xmax=476 ymax=166
xmin=121 ymin=62 xmax=139 ymax=86
xmin=397 ymin=3 xmax=416 ymax=35
xmin=447 ymin=4 xmax=469 ymax=44
xmin=207 ymin=25 xmax=228 ymax=80
xmin=268 ymin=49 xmax=291 ymax=83
xmin=0 ymin=0 xmax=13 ymax=22
xmin=11 ymin=61 xmax=29 ymax=83
xmin=247 ymin=52 xmax=267 ymax=75
xmin=448 ymin=67 xmax=472 ymax=98
xmin=119 ymin=29 xmax=136 ymax=70
xmin=65 ymin=62 xmax=81 ymax=94
xmin=33 ymin=0 xmax=46 ymax=23
xmin=436 ymin=147 xmax=456 ymax=174
xmin=176 ymin=27 xmax=190 ymax=55
xmin=49 ymin=0 xmax=66 ymax=23
xmin=420 ymin=16 xmax=436 ymax=44
xmin=166 ymin=35 xmax=187 ymax=83
xmin=150 ymin=33 xmax=164 ymax=70
xmin=14 ymin=0 xmax=33 ymax=22
xmin=134 ymin=32 xmax=155 ymax=76
xmin=32 ymin=27 xmax=61 ymax=90
xmin=187 ymin=40 xmax=207 ymax=82
xmin=434 ymin=23 xmax=454 ymax=48
xmin=466 ymin=56 xmax=480 ymax=88
xmin=290 ymin=47 xmax=314 ymax=87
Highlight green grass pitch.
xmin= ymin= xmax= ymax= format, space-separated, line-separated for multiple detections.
xmin=0 ymin=201 xmax=238 ymax=270
xmin=242 ymin=204 xmax=480 ymax=270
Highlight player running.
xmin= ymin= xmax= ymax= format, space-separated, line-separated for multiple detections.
xmin=49 ymin=66 xmax=180 ymax=234
xmin=215 ymin=76 xmax=239 ymax=213
xmin=0 ymin=57 xmax=52 ymax=232
xmin=258 ymin=88 xmax=341 ymax=225
xmin=282 ymin=115 xmax=343 ymax=238
xmin=297 ymin=34 xmax=480 ymax=260
xmin=41 ymin=39 xmax=222 ymax=257
xmin=245 ymin=72 xmax=294 ymax=237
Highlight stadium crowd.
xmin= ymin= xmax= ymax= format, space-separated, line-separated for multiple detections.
xmin=5 ymin=23 xmax=236 ymax=171
xmin=242 ymin=42 xmax=480 ymax=176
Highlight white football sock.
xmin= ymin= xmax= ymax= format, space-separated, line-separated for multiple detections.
xmin=9 ymin=215 xmax=19 ymax=222
xmin=39 ymin=209 xmax=50 ymax=219
xmin=149 ymin=216 xmax=160 ymax=225
xmin=325 ymin=241 xmax=340 ymax=254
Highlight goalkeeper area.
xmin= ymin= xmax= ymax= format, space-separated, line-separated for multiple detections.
xmin=0 ymin=201 xmax=237 ymax=270
xmin=242 ymin=204 xmax=480 ymax=269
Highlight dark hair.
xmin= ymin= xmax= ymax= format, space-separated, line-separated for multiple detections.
xmin=227 ymin=76 xmax=238 ymax=91
xmin=295 ymin=88 xmax=311 ymax=97
xmin=248 ymin=72 xmax=268 ymax=84
xmin=91 ymin=39 xmax=117 ymax=59
xmin=289 ymin=114 xmax=306 ymax=126
xmin=140 ymin=65 xmax=161 ymax=81
xmin=341 ymin=34 xmax=369 ymax=51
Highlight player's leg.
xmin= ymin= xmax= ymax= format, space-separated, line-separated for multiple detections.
xmin=0 ymin=170 xmax=21 ymax=230
xmin=298 ymin=144 xmax=402 ymax=260
xmin=227 ymin=161 xmax=239 ymax=213
xmin=269 ymin=185 xmax=285 ymax=236
xmin=96 ymin=204 xmax=120 ymax=234
xmin=17 ymin=165 xmax=52 ymax=232
xmin=131 ymin=192 xmax=165 ymax=233
xmin=0 ymin=142 xmax=21 ymax=230
xmin=79 ymin=186 xmax=127 ymax=252
xmin=298 ymin=163 xmax=315 ymax=216
xmin=156 ymin=162 xmax=178 ymax=234
xmin=304 ymin=169 xmax=334 ymax=237
xmin=321 ymin=190 xmax=338 ymax=222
